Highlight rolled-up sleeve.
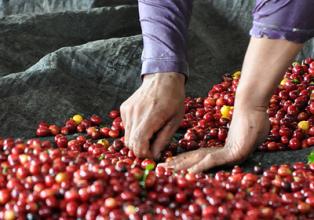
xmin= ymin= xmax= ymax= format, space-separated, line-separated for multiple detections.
xmin=138 ymin=0 xmax=193 ymax=78
xmin=250 ymin=0 xmax=314 ymax=43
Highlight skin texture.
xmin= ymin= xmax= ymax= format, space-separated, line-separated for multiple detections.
xmin=120 ymin=72 xmax=185 ymax=159
xmin=123 ymin=0 xmax=311 ymax=172
xmin=158 ymin=37 xmax=303 ymax=173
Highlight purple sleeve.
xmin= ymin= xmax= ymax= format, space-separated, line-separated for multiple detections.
xmin=250 ymin=0 xmax=314 ymax=43
xmin=138 ymin=0 xmax=193 ymax=78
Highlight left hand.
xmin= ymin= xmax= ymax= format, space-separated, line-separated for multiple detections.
xmin=159 ymin=37 xmax=302 ymax=173
xmin=158 ymin=145 xmax=246 ymax=173
xmin=159 ymin=105 xmax=270 ymax=173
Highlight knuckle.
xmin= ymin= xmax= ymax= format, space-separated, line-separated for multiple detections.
xmin=133 ymin=130 xmax=149 ymax=142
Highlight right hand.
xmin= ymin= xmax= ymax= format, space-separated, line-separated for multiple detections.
xmin=120 ymin=72 xmax=185 ymax=159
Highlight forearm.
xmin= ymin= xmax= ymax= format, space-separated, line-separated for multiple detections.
xmin=236 ymin=0 xmax=314 ymax=109
xmin=138 ymin=0 xmax=193 ymax=78
xmin=236 ymin=37 xmax=302 ymax=109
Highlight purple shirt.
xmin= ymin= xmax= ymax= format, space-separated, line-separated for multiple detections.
xmin=139 ymin=0 xmax=314 ymax=78
xmin=139 ymin=0 xmax=193 ymax=78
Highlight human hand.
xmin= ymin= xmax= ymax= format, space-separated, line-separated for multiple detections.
xmin=158 ymin=38 xmax=301 ymax=173
xmin=159 ymin=107 xmax=270 ymax=173
xmin=120 ymin=72 xmax=185 ymax=159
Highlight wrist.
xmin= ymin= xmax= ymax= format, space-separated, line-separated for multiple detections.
xmin=235 ymin=85 xmax=270 ymax=112
xmin=143 ymin=72 xmax=185 ymax=86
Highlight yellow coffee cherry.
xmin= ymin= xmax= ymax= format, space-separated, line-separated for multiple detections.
xmin=298 ymin=120 xmax=309 ymax=132
xmin=124 ymin=205 xmax=137 ymax=215
xmin=280 ymin=78 xmax=287 ymax=86
xmin=232 ymin=71 xmax=241 ymax=79
xmin=72 ymin=114 xmax=83 ymax=124
xmin=292 ymin=61 xmax=300 ymax=67
xmin=4 ymin=210 xmax=15 ymax=220
xmin=55 ymin=172 xmax=69 ymax=183
xmin=220 ymin=105 xmax=232 ymax=119
xmin=97 ymin=139 xmax=110 ymax=148
xmin=19 ymin=154 xmax=29 ymax=164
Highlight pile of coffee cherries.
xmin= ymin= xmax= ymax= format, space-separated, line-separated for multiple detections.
xmin=0 ymin=58 xmax=312 ymax=219
xmin=36 ymin=58 xmax=314 ymax=153
xmin=0 ymin=133 xmax=314 ymax=219
xmin=178 ymin=58 xmax=314 ymax=152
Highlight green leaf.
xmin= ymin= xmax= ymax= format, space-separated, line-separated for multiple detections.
xmin=2 ymin=166 xmax=8 ymax=174
xmin=292 ymin=79 xmax=299 ymax=84
xmin=292 ymin=62 xmax=300 ymax=67
xmin=308 ymin=151 xmax=314 ymax=164
xmin=98 ymin=154 xmax=105 ymax=161
xmin=140 ymin=169 xmax=151 ymax=189
xmin=145 ymin=164 xmax=155 ymax=171
xmin=139 ymin=180 xmax=145 ymax=188
xmin=144 ymin=169 xmax=150 ymax=176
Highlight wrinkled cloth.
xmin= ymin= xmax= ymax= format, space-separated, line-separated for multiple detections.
xmin=250 ymin=0 xmax=314 ymax=43
xmin=139 ymin=0 xmax=193 ymax=78
xmin=139 ymin=0 xmax=314 ymax=78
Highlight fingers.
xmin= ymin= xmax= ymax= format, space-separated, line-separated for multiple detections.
xmin=120 ymin=102 xmax=132 ymax=148
xmin=159 ymin=148 xmax=211 ymax=171
xmin=120 ymin=72 xmax=185 ymax=159
xmin=187 ymin=148 xmax=229 ymax=173
xmin=129 ymin=111 xmax=166 ymax=158
xmin=151 ymin=113 xmax=183 ymax=159
xmin=159 ymin=144 xmax=251 ymax=173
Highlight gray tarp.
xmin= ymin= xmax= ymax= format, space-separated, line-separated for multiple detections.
xmin=0 ymin=0 xmax=312 ymax=166
xmin=0 ymin=0 xmax=254 ymax=138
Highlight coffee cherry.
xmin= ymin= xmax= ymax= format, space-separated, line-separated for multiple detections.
xmin=220 ymin=105 xmax=233 ymax=119
xmin=105 ymin=197 xmax=118 ymax=210
xmin=97 ymin=139 xmax=110 ymax=148
xmin=90 ymin=114 xmax=102 ymax=125
xmin=4 ymin=210 xmax=15 ymax=220
xmin=217 ymin=128 xmax=228 ymax=141
xmin=100 ymin=127 xmax=110 ymax=137
xmin=307 ymin=137 xmax=314 ymax=146
xmin=4 ymin=58 xmax=314 ymax=219
xmin=109 ymin=110 xmax=120 ymax=119
xmin=287 ymin=105 xmax=299 ymax=116
xmin=109 ymin=130 xmax=119 ymax=138
xmin=55 ymin=135 xmax=68 ymax=148
xmin=66 ymin=201 xmax=78 ymax=217
xmin=0 ymin=189 xmax=10 ymax=205
xmin=289 ymin=138 xmax=301 ymax=150
xmin=308 ymin=126 xmax=314 ymax=136
xmin=36 ymin=127 xmax=50 ymax=137
xmin=72 ymin=114 xmax=84 ymax=124
xmin=55 ymin=172 xmax=69 ymax=183
xmin=298 ymin=120 xmax=309 ymax=132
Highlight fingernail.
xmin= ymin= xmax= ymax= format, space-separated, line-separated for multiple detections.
xmin=165 ymin=156 xmax=173 ymax=163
